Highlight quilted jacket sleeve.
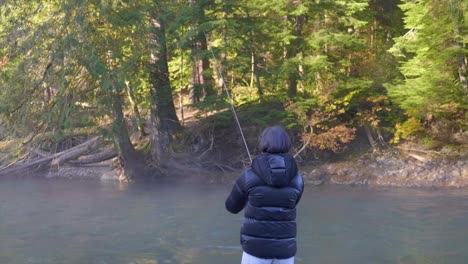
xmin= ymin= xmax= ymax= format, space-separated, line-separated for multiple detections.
xmin=225 ymin=172 xmax=248 ymax=214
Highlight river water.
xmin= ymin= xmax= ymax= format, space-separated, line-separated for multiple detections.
xmin=1 ymin=179 xmax=468 ymax=264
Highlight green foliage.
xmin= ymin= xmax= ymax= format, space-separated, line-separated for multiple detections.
xmin=392 ymin=117 xmax=425 ymax=143
xmin=1 ymin=0 xmax=464 ymax=154
xmin=240 ymin=102 xmax=289 ymax=128
xmin=387 ymin=0 xmax=467 ymax=136
xmin=0 ymin=0 xmax=155 ymax=138
xmin=199 ymin=100 xmax=287 ymax=133
xmin=191 ymin=95 xmax=230 ymax=115
xmin=419 ymin=136 xmax=436 ymax=148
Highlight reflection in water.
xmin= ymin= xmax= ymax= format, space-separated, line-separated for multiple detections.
xmin=0 ymin=179 xmax=468 ymax=263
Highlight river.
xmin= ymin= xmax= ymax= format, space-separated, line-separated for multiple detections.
xmin=1 ymin=178 xmax=468 ymax=264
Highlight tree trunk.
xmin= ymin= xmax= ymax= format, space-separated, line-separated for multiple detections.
xmin=457 ymin=51 xmax=467 ymax=93
xmin=111 ymin=93 xmax=146 ymax=180
xmin=255 ymin=71 xmax=263 ymax=98
xmin=148 ymin=15 xmax=181 ymax=164
xmin=189 ymin=0 xmax=214 ymax=104
xmin=189 ymin=58 xmax=203 ymax=104
xmin=189 ymin=37 xmax=214 ymax=103
xmin=218 ymin=7 xmax=228 ymax=95
xmin=288 ymin=74 xmax=298 ymax=98
xmin=250 ymin=50 xmax=263 ymax=98
xmin=250 ymin=52 xmax=255 ymax=89
xmin=364 ymin=123 xmax=376 ymax=151
xmin=200 ymin=34 xmax=214 ymax=98
xmin=179 ymin=54 xmax=185 ymax=126
xmin=125 ymin=81 xmax=147 ymax=137
xmin=286 ymin=14 xmax=305 ymax=97
xmin=455 ymin=28 xmax=467 ymax=94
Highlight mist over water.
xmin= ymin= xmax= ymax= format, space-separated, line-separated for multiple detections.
xmin=1 ymin=179 xmax=468 ymax=264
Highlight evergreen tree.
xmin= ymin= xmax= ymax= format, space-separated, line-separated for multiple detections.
xmin=148 ymin=4 xmax=182 ymax=164
xmin=388 ymin=0 xmax=467 ymax=139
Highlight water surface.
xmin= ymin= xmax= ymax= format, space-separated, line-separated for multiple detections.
xmin=1 ymin=178 xmax=468 ymax=264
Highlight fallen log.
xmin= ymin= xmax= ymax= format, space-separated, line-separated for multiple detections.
xmin=67 ymin=149 xmax=117 ymax=166
xmin=395 ymin=146 xmax=441 ymax=155
xmin=407 ymin=153 xmax=428 ymax=162
xmin=50 ymin=137 xmax=100 ymax=167
xmin=0 ymin=137 xmax=100 ymax=176
xmin=28 ymin=147 xmax=52 ymax=158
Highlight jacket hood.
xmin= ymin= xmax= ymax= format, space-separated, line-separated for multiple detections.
xmin=251 ymin=153 xmax=298 ymax=187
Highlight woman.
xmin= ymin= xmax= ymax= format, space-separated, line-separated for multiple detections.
xmin=225 ymin=126 xmax=304 ymax=264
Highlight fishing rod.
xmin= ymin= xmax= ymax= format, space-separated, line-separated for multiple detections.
xmin=203 ymin=32 xmax=252 ymax=163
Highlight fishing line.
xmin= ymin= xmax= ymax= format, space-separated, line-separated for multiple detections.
xmin=203 ymin=32 xmax=252 ymax=163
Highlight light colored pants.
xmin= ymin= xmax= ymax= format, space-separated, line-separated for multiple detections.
xmin=241 ymin=252 xmax=294 ymax=264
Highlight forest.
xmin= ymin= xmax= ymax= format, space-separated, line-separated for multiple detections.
xmin=0 ymin=0 xmax=466 ymax=181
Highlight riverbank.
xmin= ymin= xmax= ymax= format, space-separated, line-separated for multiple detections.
xmin=41 ymin=146 xmax=468 ymax=188
xmin=302 ymin=150 xmax=468 ymax=188
xmin=2 ymin=106 xmax=466 ymax=187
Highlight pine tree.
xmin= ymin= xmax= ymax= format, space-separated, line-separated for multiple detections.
xmin=388 ymin=0 xmax=467 ymax=138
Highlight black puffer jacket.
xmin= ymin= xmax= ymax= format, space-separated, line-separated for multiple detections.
xmin=225 ymin=153 xmax=304 ymax=259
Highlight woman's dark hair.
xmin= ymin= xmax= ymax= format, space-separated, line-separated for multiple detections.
xmin=258 ymin=126 xmax=292 ymax=154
